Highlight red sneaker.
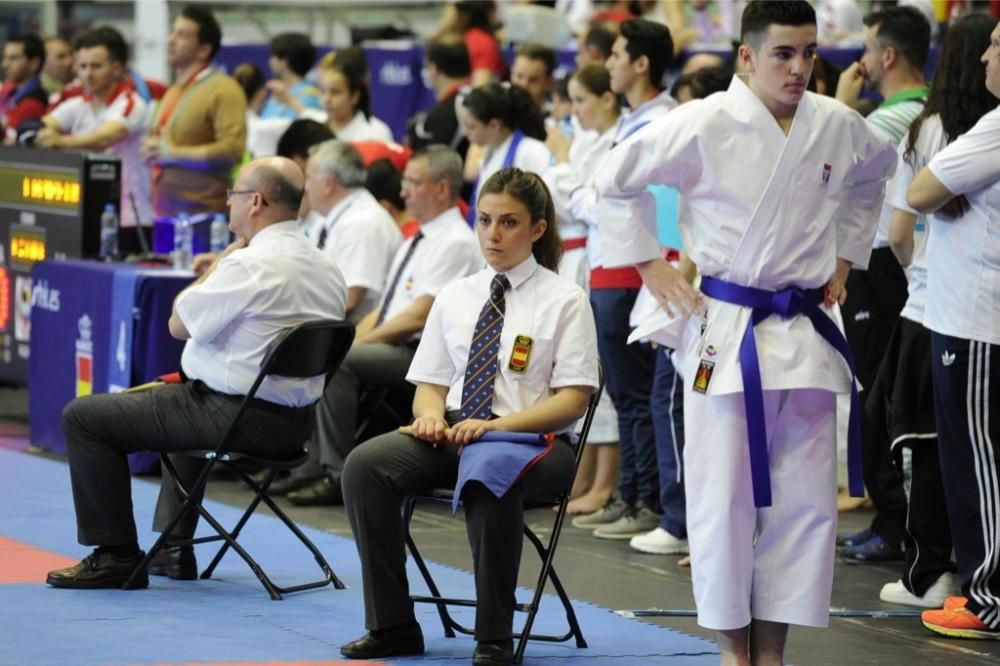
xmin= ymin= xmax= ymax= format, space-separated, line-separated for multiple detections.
xmin=943 ymin=596 xmax=968 ymax=611
xmin=922 ymin=607 xmax=1000 ymax=640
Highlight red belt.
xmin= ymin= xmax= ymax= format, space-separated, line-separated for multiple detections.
xmin=563 ymin=237 xmax=587 ymax=250
xmin=590 ymin=266 xmax=643 ymax=290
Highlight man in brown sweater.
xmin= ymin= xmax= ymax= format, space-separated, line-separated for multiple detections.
xmin=141 ymin=5 xmax=246 ymax=217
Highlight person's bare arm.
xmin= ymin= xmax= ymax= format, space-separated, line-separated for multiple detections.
xmin=355 ymin=295 xmax=433 ymax=345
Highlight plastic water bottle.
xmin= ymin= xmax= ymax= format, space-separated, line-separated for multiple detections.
xmin=173 ymin=213 xmax=192 ymax=270
xmin=99 ymin=203 xmax=118 ymax=260
xmin=209 ymin=213 xmax=229 ymax=253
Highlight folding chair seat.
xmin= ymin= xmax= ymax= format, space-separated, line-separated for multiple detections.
xmin=402 ymin=368 xmax=604 ymax=664
xmin=123 ymin=319 xmax=355 ymax=600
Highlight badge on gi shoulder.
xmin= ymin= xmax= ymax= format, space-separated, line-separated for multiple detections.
xmin=508 ymin=335 xmax=533 ymax=373
xmin=693 ymin=359 xmax=715 ymax=394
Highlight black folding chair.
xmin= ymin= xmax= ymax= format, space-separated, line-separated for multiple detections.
xmin=124 ymin=319 xmax=355 ymax=600
xmin=402 ymin=368 xmax=604 ymax=664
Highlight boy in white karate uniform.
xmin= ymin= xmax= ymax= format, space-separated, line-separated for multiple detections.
xmin=594 ymin=2 xmax=897 ymax=664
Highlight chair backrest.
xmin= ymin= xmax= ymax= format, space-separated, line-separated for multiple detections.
xmin=572 ymin=364 xmax=604 ymax=464
xmin=258 ymin=319 xmax=355 ymax=382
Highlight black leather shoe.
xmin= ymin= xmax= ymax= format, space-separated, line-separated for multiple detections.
xmin=287 ymin=476 xmax=343 ymax=506
xmin=473 ymin=639 xmax=514 ymax=666
xmin=340 ymin=622 xmax=424 ymax=659
xmin=268 ymin=473 xmax=325 ymax=497
xmin=148 ymin=545 xmax=198 ymax=580
xmin=46 ymin=549 xmax=148 ymax=589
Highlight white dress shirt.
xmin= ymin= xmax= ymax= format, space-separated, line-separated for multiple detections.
xmin=176 ymin=221 xmax=347 ymax=406
xmin=407 ymin=254 xmax=600 ymax=431
xmin=377 ymin=206 xmax=482 ymax=328
xmin=308 ymin=188 xmax=402 ymax=321
xmin=925 ymin=106 xmax=1000 ymax=345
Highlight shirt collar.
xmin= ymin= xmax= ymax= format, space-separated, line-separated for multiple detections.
xmin=249 ymin=220 xmax=299 ymax=246
xmin=418 ymin=205 xmax=462 ymax=237
xmin=502 ymin=254 xmax=539 ymax=291
xmin=879 ymin=86 xmax=930 ymax=109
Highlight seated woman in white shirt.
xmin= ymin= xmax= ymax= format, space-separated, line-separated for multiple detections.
xmin=318 ymin=59 xmax=393 ymax=143
xmin=339 ymin=167 xmax=600 ymax=666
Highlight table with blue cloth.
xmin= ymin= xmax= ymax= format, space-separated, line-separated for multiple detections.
xmin=28 ymin=260 xmax=192 ymax=473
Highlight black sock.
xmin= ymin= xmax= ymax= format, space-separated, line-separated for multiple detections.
xmin=97 ymin=543 xmax=141 ymax=558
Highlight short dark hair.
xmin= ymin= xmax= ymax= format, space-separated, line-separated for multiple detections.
xmin=180 ymin=5 xmax=222 ymax=60
xmin=275 ymin=118 xmax=335 ymax=161
xmin=619 ymin=19 xmax=674 ymax=90
xmin=269 ymin=33 xmax=316 ymax=78
xmin=741 ymin=1 xmax=816 ymax=51
xmin=8 ymin=33 xmax=45 ymax=68
xmin=72 ymin=26 xmax=128 ymax=65
xmin=365 ymin=158 xmax=405 ymax=211
xmin=583 ymin=24 xmax=616 ymax=60
xmin=515 ymin=43 xmax=557 ymax=77
xmin=863 ymin=6 xmax=931 ymax=71
xmin=426 ymin=35 xmax=471 ymax=79
xmin=670 ymin=65 xmax=731 ymax=100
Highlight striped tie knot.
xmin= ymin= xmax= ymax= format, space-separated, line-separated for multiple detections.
xmin=459 ymin=273 xmax=511 ymax=421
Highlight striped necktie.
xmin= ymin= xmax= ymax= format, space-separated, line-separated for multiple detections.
xmin=317 ymin=225 xmax=328 ymax=250
xmin=375 ymin=231 xmax=424 ymax=326
xmin=459 ymin=273 xmax=510 ymax=421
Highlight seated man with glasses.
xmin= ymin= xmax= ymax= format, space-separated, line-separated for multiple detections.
xmin=284 ymin=145 xmax=482 ymax=506
xmin=46 ymin=156 xmax=348 ymax=590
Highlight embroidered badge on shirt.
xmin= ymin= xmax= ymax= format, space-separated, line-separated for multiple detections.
xmin=508 ymin=335 xmax=533 ymax=373
xmin=693 ymin=359 xmax=715 ymax=394
xmin=822 ymin=163 xmax=832 ymax=184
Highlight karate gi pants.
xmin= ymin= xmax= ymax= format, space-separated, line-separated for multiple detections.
xmin=342 ymin=430 xmax=575 ymax=641
xmin=931 ymin=333 xmax=1000 ymax=627
xmin=684 ymin=387 xmax=837 ymax=630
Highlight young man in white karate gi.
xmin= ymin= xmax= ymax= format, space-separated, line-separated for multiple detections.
xmin=594 ymin=2 xmax=898 ymax=664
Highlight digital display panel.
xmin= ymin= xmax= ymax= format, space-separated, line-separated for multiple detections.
xmin=0 ymin=166 xmax=80 ymax=211
xmin=9 ymin=225 xmax=47 ymax=269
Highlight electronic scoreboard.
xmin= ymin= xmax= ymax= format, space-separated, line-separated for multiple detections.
xmin=0 ymin=146 xmax=121 ymax=385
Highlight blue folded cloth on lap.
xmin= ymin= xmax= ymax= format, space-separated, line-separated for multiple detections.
xmin=452 ymin=431 xmax=554 ymax=513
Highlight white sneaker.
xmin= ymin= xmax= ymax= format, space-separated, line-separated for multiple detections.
xmin=571 ymin=496 xmax=628 ymax=528
xmin=879 ymin=572 xmax=955 ymax=608
xmin=593 ymin=504 xmax=661 ymax=540
xmin=629 ymin=527 xmax=689 ymax=555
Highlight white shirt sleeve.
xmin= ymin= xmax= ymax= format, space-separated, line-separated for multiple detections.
xmin=928 ymin=108 xmax=1000 ymax=196
xmin=593 ymin=103 xmax=703 ymax=267
xmin=548 ymin=288 xmax=600 ymax=390
xmin=405 ymin=294 xmax=455 ymax=387
xmin=887 ymin=135 xmax=919 ymax=214
xmin=175 ymin=256 xmax=258 ymax=343
xmin=48 ymin=97 xmax=80 ymax=131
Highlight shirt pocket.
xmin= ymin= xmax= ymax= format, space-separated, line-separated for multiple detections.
xmin=501 ymin=332 xmax=555 ymax=394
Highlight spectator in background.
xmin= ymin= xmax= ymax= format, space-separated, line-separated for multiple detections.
xmin=303 ymin=140 xmax=401 ymax=323
xmin=438 ymin=0 xmax=504 ymax=86
xmin=511 ymin=43 xmax=558 ymax=113
xmin=37 ymin=26 xmax=151 ymax=229
xmin=575 ymin=23 xmax=617 ymax=68
xmin=41 ymin=37 xmax=74 ymax=97
xmin=276 ymin=118 xmax=334 ymax=169
xmin=408 ymin=34 xmax=471 ymax=159
xmin=366 ymin=158 xmax=420 ymax=239
xmin=318 ymin=59 xmax=393 ymax=142
xmin=0 ymin=33 xmax=48 ymax=143
xmin=261 ymin=32 xmax=322 ymax=119
xmin=141 ymin=5 xmax=246 ymax=218
xmin=669 ymin=63 xmax=731 ymax=103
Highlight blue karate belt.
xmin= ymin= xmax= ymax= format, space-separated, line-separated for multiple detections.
xmin=699 ymin=275 xmax=863 ymax=508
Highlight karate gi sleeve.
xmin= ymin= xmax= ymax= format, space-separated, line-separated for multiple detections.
xmin=835 ymin=116 xmax=898 ymax=269
xmin=592 ymin=104 xmax=703 ymax=268
xmin=928 ymin=109 xmax=1000 ymax=196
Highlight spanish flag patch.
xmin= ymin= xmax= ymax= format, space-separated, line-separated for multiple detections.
xmin=508 ymin=335 xmax=533 ymax=373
